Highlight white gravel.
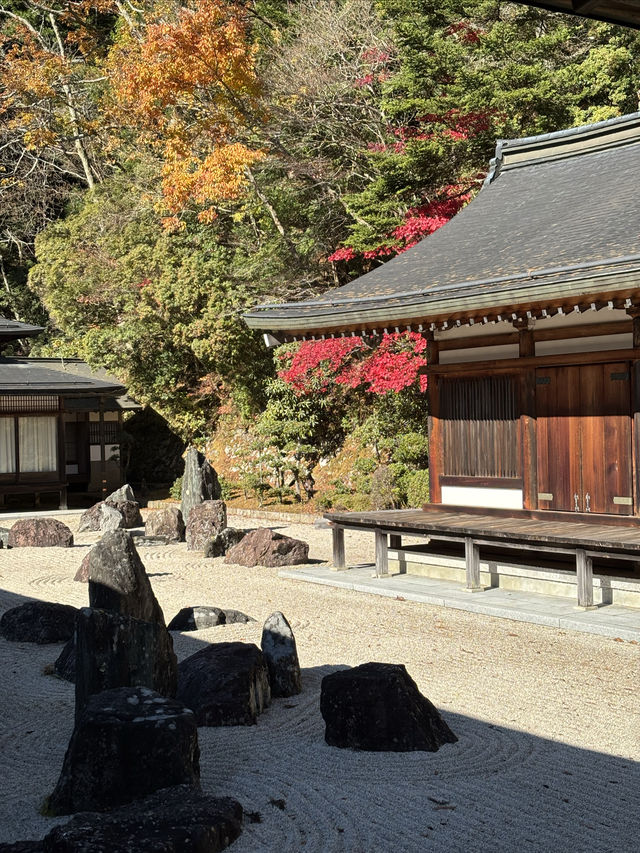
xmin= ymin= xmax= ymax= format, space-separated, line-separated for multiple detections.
xmin=0 ymin=512 xmax=638 ymax=851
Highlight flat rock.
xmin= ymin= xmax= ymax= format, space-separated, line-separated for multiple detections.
xmin=320 ymin=662 xmax=458 ymax=752
xmin=0 ymin=602 xmax=78 ymax=644
xmin=168 ymin=606 xmax=225 ymax=631
xmin=185 ymin=501 xmax=227 ymax=551
xmin=41 ymin=785 xmax=242 ymax=852
xmin=145 ymin=507 xmax=185 ymax=542
xmin=178 ymin=642 xmax=270 ymax=726
xmin=261 ymin=611 xmax=302 ymax=698
xmin=203 ymin=527 xmax=246 ymax=558
xmin=225 ymin=528 xmax=308 ymax=567
xmin=87 ymin=530 xmax=166 ymax=626
xmin=74 ymin=607 xmax=177 ymax=719
xmin=8 ymin=518 xmax=73 ymax=548
xmin=167 ymin=607 xmax=255 ymax=632
xmin=180 ymin=447 xmax=221 ymax=523
xmin=47 ymin=687 xmax=200 ymax=816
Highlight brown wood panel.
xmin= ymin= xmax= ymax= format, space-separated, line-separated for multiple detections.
xmin=590 ymin=363 xmax=632 ymax=514
xmin=425 ymin=348 xmax=637 ymax=376
xmin=536 ymin=365 xmax=582 ymax=513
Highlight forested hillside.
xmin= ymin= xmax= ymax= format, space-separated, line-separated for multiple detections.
xmin=1 ymin=0 xmax=639 ymax=508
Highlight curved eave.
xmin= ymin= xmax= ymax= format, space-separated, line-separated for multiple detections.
xmin=514 ymin=1 xmax=640 ymax=30
xmin=245 ymin=269 xmax=640 ymax=338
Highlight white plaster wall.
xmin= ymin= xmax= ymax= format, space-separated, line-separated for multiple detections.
xmin=441 ymin=485 xmax=524 ymax=510
xmin=439 ymin=344 xmax=519 ymax=364
xmin=535 ymin=333 xmax=632 ymax=356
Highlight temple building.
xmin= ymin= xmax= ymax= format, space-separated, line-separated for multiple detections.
xmin=0 ymin=317 xmax=134 ymax=509
xmin=246 ymin=113 xmax=640 ymax=608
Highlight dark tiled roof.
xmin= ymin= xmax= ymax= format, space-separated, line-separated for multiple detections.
xmin=245 ymin=113 xmax=640 ymax=335
xmin=0 ymin=359 xmax=125 ymax=396
xmin=514 ymin=1 xmax=640 ymax=30
xmin=0 ymin=317 xmax=44 ymax=341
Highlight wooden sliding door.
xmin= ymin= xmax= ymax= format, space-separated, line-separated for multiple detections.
xmin=536 ymin=363 xmax=632 ymax=514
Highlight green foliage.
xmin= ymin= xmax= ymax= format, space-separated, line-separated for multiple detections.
xmin=169 ymin=476 xmax=183 ymax=501
xmin=392 ymin=432 xmax=429 ymax=467
xmin=405 ymin=469 xmax=430 ymax=507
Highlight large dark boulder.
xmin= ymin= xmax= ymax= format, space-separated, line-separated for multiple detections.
xmin=78 ymin=502 xmax=124 ymax=534
xmin=145 ymin=507 xmax=185 ymax=542
xmin=261 ymin=611 xmax=302 ymax=698
xmin=74 ymin=607 xmax=177 ymax=719
xmin=46 ymin=687 xmax=200 ymax=816
xmin=180 ymin=447 xmax=221 ymax=524
xmin=185 ymin=501 xmax=227 ymax=551
xmin=8 ymin=518 xmax=73 ymax=548
xmin=168 ymin=606 xmax=255 ymax=632
xmin=225 ymin=528 xmax=309 ymax=568
xmin=203 ymin=527 xmax=246 ymax=558
xmin=6 ymin=786 xmax=242 ymax=853
xmin=178 ymin=642 xmax=270 ymax=726
xmin=0 ymin=602 xmax=78 ymax=644
xmin=86 ymin=530 xmax=166 ymax=626
xmin=320 ymin=662 xmax=458 ymax=752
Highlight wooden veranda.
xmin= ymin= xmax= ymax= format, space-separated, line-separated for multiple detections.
xmin=326 ymin=506 xmax=640 ymax=610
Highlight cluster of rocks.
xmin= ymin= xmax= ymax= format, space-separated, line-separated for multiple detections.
xmin=2 ymin=529 xmax=244 ymax=851
xmin=78 ymin=484 xmax=143 ymax=534
xmin=141 ymin=447 xmax=310 ymax=567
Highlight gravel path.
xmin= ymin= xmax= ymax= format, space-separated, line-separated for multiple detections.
xmin=0 ymin=512 xmax=638 ymax=851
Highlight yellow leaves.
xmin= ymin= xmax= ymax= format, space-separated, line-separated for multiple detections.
xmin=161 ymin=143 xmax=264 ymax=222
xmin=105 ymin=0 xmax=264 ymax=220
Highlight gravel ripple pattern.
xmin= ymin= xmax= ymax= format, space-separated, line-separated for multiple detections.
xmin=0 ymin=511 xmax=638 ymax=852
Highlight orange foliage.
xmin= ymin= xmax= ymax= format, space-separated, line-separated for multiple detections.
xmin=107 ymin=0 xmax=262 ymax=220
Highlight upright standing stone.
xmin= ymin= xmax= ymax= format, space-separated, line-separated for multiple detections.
xmin=261 ymin=611 xmax=302 ymax=698
xmin=145 ymin=506 xmax=186 ymax=541
xmin=86 ymin=529 xmax=166 ymax=626
xmin=185 ymin=501 xmax=227 ymax=551
xmin=180 ymin=447 xmax=221 ymax=524
xmin=74 ymin=607 xmax=178 ymax=719
xmin=46 ymin=687 xmax=200 ymax=815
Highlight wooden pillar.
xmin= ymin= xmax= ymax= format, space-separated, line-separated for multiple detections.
xmin=425 ymin=332 xmax=442 ymax=505
xmin=629 ymin=309 xmax=640 ymax=516
xmin=331 ymin=525 xmax=346 ymax=570
xmin=576 ymin=548 xmax=596 ymax=609
xmin=515 ymin=320 xmax=537 ymax=510
xmin=464 ymin=536 xmax=483 ymax=591
xmin=375 ymin=530 xmax=389 ymax=577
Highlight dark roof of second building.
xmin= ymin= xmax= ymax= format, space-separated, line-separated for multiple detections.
xmin=0 ymin=317 xmax=44 ymax=341
xmin=245 ymin=112 xmax=640 ymax=336
xmin=0 ymin=358 xmax=126 ymax=396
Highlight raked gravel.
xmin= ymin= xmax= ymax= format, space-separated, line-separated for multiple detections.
xmin=0 ymin=512 xmax=638 ymax=852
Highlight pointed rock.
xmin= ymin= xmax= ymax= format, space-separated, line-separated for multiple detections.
xmin=261 ymin=611 xmax=302 ymax=698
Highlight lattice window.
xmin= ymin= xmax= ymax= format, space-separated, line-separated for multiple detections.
xmin=0 ymin=395 xmax=59 ymax=413
xmin=89 ymin=421 xmax=119 ymax=444
xmin=441 ymin=375 xmax=520 ymax=478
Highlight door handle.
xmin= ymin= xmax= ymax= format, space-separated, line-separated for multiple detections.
xmin=574 ymin=493 xmax=580 ymax=512
xmin=585 ymin=493 xmax=591 ymax=512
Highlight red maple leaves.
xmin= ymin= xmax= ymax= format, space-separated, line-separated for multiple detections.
xmin=278 ymin=332 xmax=428 ymax=395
